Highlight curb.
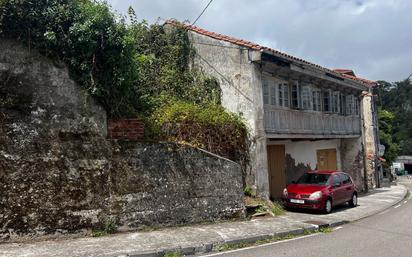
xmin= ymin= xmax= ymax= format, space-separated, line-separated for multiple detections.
xmin=116 ymin=185 xmax=409 ymax=257
xmin=349 ymin=184 xmax=409 ymax=223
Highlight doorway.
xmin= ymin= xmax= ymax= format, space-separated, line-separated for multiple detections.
xmin=317 ymin=149 xmax=337 ymax=170
xmin=267 ymin=145 xmax=286 ymax=199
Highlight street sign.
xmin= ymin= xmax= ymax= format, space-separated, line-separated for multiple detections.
xmin=378 ymin=144 xmax=385 ymax=157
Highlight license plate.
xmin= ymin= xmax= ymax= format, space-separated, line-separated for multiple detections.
xmin=290 ymin=199 xmax=304 ymax=204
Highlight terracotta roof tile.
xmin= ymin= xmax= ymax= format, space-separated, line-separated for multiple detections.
xmin=165 ymin=20 xmax=376 ymax=87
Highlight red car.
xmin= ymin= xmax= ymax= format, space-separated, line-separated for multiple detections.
xmin=282 ymin=170 xmax=357 ymax=214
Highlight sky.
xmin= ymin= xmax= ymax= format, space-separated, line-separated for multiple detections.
xmin=107 ymin=0 xmax=412 ymax=82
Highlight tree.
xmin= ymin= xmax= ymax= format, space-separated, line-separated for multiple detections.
xmin=378 ymin=108 xmax=399 ymax=164
xmin=376 ymin=79 xmax=412 ymax=157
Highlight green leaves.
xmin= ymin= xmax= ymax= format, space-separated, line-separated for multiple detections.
xmin=377 ymin=79 xmax=412 ymax=158
xmin=0 ymin=1 xmax=223 ymax=120
xmin=146 ymin=99 xmax=248 ymax=161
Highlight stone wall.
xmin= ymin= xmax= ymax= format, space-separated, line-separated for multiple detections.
xmin=0 ymin=39 xmax=244 ymax=240
xmin=341 ymin=137 xmax=365 ymax=191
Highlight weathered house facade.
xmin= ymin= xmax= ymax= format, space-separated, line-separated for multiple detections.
xmin=166 ymin=21 xmax=379 ymax=199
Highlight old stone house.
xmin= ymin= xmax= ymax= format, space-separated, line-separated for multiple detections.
xmin=165 ymin=21 xmax=380 ymax=199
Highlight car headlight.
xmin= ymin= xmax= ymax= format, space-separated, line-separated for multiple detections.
xmin=309 ymin=191 xmax=322 ymax=199
xmin=283 ymin=188 xmax=288 ymax=197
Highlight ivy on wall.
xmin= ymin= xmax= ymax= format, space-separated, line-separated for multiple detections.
xmin=0 ymin=0 xmax=248 ymax=163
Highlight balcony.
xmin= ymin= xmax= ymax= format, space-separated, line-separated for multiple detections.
xmin=264 ymin=105 xmax=361 ymax=138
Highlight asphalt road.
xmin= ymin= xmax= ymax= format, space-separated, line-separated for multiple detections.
xmin=202 ymin=177 xmax=412 ymax=257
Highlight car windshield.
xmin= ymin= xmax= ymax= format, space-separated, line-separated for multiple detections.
xmin=296 ymin=173 xmax=331 ymax=185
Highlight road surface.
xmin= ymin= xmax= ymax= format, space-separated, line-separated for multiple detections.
xmin=203 ymin=177 xmax=412 ymax=257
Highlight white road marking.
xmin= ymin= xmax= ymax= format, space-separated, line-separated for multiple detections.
xmin=394 ymin=204 xmax=402 ymax=209
xmin=201 ymin=233 xmax=321 ymax=257
xmin=404 ymin=200 xmax=408 ymax=204
xmin=334 ymin=226 xmax=343 ymax=231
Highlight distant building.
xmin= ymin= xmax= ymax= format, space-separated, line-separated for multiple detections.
xmin=393 ymin=156 xmax=412 ymax=174
xmin=166 ymin=21 xmax=380 ymax=198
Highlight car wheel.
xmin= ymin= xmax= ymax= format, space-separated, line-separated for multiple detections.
xmin=323 ymin=198 xmax=332 ymax=214
xmin=349 ymin=193 xmax=357 ymax=207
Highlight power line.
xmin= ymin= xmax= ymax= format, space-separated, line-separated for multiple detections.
xmin=192 ymin=0 xmax=214 ymax=25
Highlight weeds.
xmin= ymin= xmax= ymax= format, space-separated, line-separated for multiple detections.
xmin=319 ymin=227 xmax=333 ymax=233
xmin=164 ymin=251 xmax=181 ymax=257
xmin=91 ymin=218 xmax=117 ymax=237
xmin=271 ymin=201 xmax=285 ymax=216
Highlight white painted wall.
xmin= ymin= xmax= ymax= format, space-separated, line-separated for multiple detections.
xmin=267 ymin=139 xmax=342 ymax=170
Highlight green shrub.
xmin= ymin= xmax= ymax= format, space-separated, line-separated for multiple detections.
xmin=0 ymin=1 xmax=221 ymax=118
xmin=244 ymin=186 xmax=253 ymax=197
xmin=147 ymin=99 xmax=248 ymax=161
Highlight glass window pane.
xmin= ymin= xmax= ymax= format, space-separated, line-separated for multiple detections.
xmin=301 ymin=85 xmax=312 ymax=110
xmin=283 ymin=84 xmax=290 ymax=107
xmin=270 ymin=83 xmax=277 ymax=105
xmin=323 ymin=90 xmax=331 ymax=112
xmin=291 ymin=82 xmax=300 ymax=109
xmin=263 ymin=79 xmax=269 ymax=104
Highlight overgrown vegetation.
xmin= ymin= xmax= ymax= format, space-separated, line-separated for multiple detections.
xmin=245 ymin=197 xmax=285 ymax=217
xmin=376 ymin=79 xmax=412 ymax=164
xmin=0 ymin=0 xmax=248 ymax=161
xmin=91 ymin=218 xmax=117 ymax=237
xmin=0 ymin=0 xmax=221 ymax=117
xmin=147 ymin=99 xmax=248 ymax=161
xmin=271 ymin=201 xmax=285 ymax=216
xmin=243 ymin=186 xmax=254 ymax=197
xmin=163 ymin=251 xmax=181 ymax=257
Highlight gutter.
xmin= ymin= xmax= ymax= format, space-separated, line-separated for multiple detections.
xmin=258 ymin=49 xmax=369 ymax=92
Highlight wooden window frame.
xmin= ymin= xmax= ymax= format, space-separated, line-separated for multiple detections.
xmin=301 ymin=84 xmax=313 ymax=110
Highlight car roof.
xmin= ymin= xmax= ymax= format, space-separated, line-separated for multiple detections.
xmin=307 ymin=170 xmax=341 ymax=175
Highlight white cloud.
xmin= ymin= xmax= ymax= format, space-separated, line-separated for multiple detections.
xmin=107 ymin=0 xmax=412 ymax=82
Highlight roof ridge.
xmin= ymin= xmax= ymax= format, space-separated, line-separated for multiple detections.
xmin=164 ymin=19 xmax=376 ymax=87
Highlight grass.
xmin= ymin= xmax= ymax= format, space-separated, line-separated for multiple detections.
xmin=91 ymin=218 xmax=117 ymax=237
xmin=319 ymin=227 xmax=333 ymax=233
xmin=245 ymin=197 xmax=286 ymax=217
xmin=216 ymin=227 xmax=335 ymax=253
xmin=271 ymin=201 xmax=286 ymax=216
xmin=217 ymin=233 xmax=297 ymax=252
xmin=244 ymin=186 xmax=254 ymax=197
xmin=164 ymin=252 xmax=181 ymax=257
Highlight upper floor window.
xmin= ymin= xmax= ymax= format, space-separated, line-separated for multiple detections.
xmin=312 ymin=89 xmax=322 ymax=111
xmin=331 ymin=91 xmax=340 ymax=113
xmin=301 ymin=84 xmax=313 ymax=110
xmin=291 ymin=82 xmax=300 ymax=109
xmin=345 ymin=95 xmax=359 ymax=115
xmin=263 ymin=79 xmax=269 ymax=105
xmin=262 ymin=75 xmax=358 ymax=116
xmin=346 ymin=95 xmax=355 ymax=115
xmin=323 ymin=90 xmax=331 ymax=112
xmin=340 ymin=93 xmax=346 ymax=115
xmin=355 ymin=98 xmax=360 ymax=115
xmin=279 ymin=83 xmax=290 ymax=107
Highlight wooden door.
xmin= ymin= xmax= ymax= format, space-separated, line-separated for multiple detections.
xmin=317 ymin=149 xmax=337 ymax=170
xmin=267 ymin=145 xmax=286 ymax=199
